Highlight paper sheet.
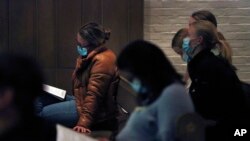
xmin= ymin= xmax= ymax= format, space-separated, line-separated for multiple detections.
xmin=43 ymin=84 xmax=66 ymax=100
xmin=56 ymin=124 xmax=97 ymax=141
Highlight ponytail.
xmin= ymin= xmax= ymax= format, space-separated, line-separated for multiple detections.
xmin=219 ymin=40 xmax=232 ymax=64
xmin=104 ymin=29 xmax=111 ymax=41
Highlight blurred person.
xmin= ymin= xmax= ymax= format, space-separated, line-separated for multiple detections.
xmin=116 ymin=40 xmax=194 ymax=141
xmin=187 ymin=20 xmax=249 ymax=140
xmin=0 ymin=53 xmax=56 ymax=141
xmin=171 ymin=28 xmax=190 ymax=83
xmin=172 ymin=25 xmax=232 ymax=85
xmin=190 ymin=10 xmax=250 ymax=115
xmin=189 ymin=10 xmax=232 ymax=64
xmin=36 ymin=22 xmax=119 ymax=135
xmin=172 ymin=28 xmax=189 ymax=62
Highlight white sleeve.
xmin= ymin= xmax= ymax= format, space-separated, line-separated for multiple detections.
xmin=156 ymin=84 xmax=194 ymax=141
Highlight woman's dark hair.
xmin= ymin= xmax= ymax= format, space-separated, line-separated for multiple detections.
xmin=172 ymin=28 xmax=188 ymax=48
xmin=0 ymin=53 xmax=44 ymax=113
xmin=192 ymin=10 xmax=217 ymax=27
xmin=117 ymin=40 xmax=183 ymax=104
xmin=78 ymin=22 xmax=111 ymax=47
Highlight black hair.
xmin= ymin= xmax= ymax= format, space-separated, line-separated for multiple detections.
xmin=117 ymin=40 xmax=183 ymax=105
xmin=192 ymin=10 xmax=217 ymax=27
xmin=78 ymin=22 xmax=111 ymax=47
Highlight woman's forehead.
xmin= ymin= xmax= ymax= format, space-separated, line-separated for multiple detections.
xmin=188 ymin=26 xmax=196 ymax=36
xmin=188 ymin=16 xmax=196 ymax=27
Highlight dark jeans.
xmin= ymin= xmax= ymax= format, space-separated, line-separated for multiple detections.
xmin=35 ymin=94 xmax=79 ymax=128
xmin=35 ymin=93 xmax=119 ymax=135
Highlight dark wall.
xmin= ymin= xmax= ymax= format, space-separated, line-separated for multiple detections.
xmin=0 ymin=0 xmax=143 ymax=92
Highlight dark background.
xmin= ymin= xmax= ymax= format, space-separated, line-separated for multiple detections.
xmin=0 ymin=0 xmax=143 ymax=93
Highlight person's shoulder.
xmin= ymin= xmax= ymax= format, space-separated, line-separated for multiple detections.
xmin=91 ymin=49 xmax=117 ymax=74
xmin=94 ymin=48 xmax=116 ymax=63
xmin=159 ymin=83 xmax=187 ymax=101
xmin=191 ymin=50 xmax=223 ymax=68
xmin=162 ymin=83 xmax=186 ymax=94
xmin=156 ymin=83 xmax=194 ymax=112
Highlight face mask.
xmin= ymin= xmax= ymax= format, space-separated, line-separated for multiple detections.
xmin=182 ymin=52 xmax=191 ymax=63
xmin=182 ymin=37 xmax=192 ymax=54
xmin=77 ymin=45 xmax=88 ymax=57
xmin=182 ymin=37 xmax=193 ymax=61
xmin=130 ymin=78 xmax=147 ymax=94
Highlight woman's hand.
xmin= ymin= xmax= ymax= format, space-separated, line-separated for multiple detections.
xmin=73 ymin=125 xmax=91 ymax=134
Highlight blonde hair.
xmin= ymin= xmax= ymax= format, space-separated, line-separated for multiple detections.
xmin=220 ymin=40 xmax=232 ymax=64
xmin=191 ymin=20 xmax=232 ymax=63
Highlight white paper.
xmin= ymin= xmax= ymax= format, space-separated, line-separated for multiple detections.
xmin=43 ymin=84 xmax=66 ymax=100
xmin=56 ymin=124 xmax=97 ymax=141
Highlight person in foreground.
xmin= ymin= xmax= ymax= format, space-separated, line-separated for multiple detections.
xmin=115 ymin=40 xmax=194 ymax=141
xmin=0 ymin=53 xmax=56 ymax=141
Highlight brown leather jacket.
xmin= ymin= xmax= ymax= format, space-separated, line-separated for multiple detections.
xmin=72 ymin=46 xmax=119 ymax=129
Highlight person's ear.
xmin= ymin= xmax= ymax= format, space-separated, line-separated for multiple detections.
xmin=198 ymin=36 xmax=203 ymax=44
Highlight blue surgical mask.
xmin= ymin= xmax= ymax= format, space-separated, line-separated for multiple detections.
xmin=77 ymin=45 xmax=88 ymax=57
xmin=182 ymin=52 xmax=191 ymax=63
xmin=130 ymin=78 xmax=147 ymax=94
xmin=182 ymin=37 xmax=193 ymax=62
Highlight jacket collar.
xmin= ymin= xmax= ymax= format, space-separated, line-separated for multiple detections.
xmin=75 ymin=46 xmax=107 ymax=71
xmin=85 ymin=46 xmax=107 ymax=60
xmin=188 ymin=48 xmax=213 ymax=67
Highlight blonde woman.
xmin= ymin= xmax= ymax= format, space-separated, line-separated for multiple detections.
xmin=187 ymin=20 xmax=248 ymax=140
xmin=189 ymin=10 xmax=232 ymax=64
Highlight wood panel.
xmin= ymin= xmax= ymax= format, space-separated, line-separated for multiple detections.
xmin=37 ymin=0 xmax=56 ymax=69
xmin=57 ymin=69 xmax=74 ymax=94
xmin=43 ymin=69 xmax=57 ymax=86
xmin=9 ymin=0 xmax=35 ymax=56
xmin=0 ymin=0 xmax=8 ymax=52
xmin=57 ymin=0 xmax=81 ymax=68
xmin=82 ymin=0 xmax=102 ymax=24
xmin=2 ymin=0 xmax=144 ymax=91
xmin=103 ymin=0 xmax=129 ymax=55
xmin=129 ymin=0 xmax=144 ymax=41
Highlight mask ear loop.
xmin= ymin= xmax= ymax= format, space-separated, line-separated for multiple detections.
xmin=190 ymin=36 xmax=203 ymax=55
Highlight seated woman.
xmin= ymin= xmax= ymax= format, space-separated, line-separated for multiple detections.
xmin=36 ymin=22 xmax=119 ymax=134
xmin=187 ymin=20 xmax=249 ymax=140
xmin=116 ymin=40 xmax=194 ymax=141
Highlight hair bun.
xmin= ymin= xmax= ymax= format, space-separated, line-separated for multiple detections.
xmin=104 ymin=29 xmax=111 ymax=40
